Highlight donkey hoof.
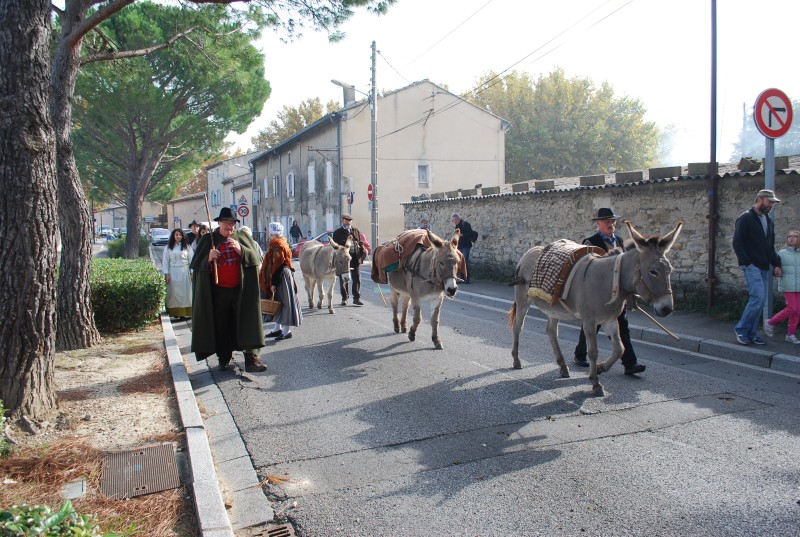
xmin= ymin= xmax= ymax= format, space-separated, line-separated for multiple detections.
xmin=393 ymin=327 xmax=400 ymax=334
xmin=328 ymin=309 xmax=335 ymax=314
xmin=593 ymin=385 xmax=605 ymax=397
xmin=408 ymin=333 xmax=416 ymax=342
xmin=512 ymin=359 xmax=522 ymax=370
xmin=560 ymin=368 xmax=570 ymax=379
xmin=433 ymin=341 xmax=443 ymax=350
xmin=401 ymin=328 xmax=407 ymax=333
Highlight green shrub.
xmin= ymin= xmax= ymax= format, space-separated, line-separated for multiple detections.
xmin=91 ymin=258 xmax=165 ymax=332
xmin=0 ymin=400 xmax=9 ymax=458
xmin=0 ymin=501 xmax=114 ymax=536
xmin=106 ymin=236 xmax=150 ymax=259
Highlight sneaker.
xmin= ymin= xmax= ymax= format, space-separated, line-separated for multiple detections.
xmin=786 ymin=334 xmax=800 ymax=344
xmin=751 ymin=336 xmax=767 ymax=345
xmin=764 ymin=322 xmax=774 ymax=337
xmin=623 ymin=363 xmax=646 ymax=375
xmin=353 ymin=299 xmax=364 ymax=306
xmin=734 ymin=331 xmax=750 ymax=345
xmin=340 ymin=300 xmax=347 ymax=306
xmin=573 ymin=356 xmax=589 ymax=367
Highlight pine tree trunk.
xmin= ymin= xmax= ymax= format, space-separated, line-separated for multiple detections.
xmin=0 ymin=0 xmax=59 ymax=420
xmin=52 ymin=1 xmax=101 ymax=351
xmin=124 ymin=190 xmax=145 ymax=259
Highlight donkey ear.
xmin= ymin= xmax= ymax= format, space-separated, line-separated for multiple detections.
xmin=658 ymin=221 xmax=683 ymax=253
xmin=451 ymin=228 xmax=461 ymax=248
xmin=428 ymin=229 xmax=444 ymax=247
xmin=624 ymin=221 xmax=647 ymax=250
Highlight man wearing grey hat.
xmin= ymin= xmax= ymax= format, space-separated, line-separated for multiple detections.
xmin=573 ymin=208 xmax=646 ymax=375
xmin=732 ymin=189 xmax=783 ymax=345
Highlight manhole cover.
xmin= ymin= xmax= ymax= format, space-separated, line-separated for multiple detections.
xmin=100 ymin=443 xmax=180 ymax=499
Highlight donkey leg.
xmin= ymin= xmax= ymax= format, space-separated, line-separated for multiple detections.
xmin=430 ymin=296 xmax=445 ymax=349
xmin=391 ymin=291 xmax=401 ymax=333
xmin=585 ymin=329 xmax=605 ymax=397
xmin=597 ymin=321 xmax=622 ymax=373
xmin=401 ymin=295 xmax=411 ymax=333
xmin=304 ymin=277 xmax=315 ymax=309
xmin=510 ymin=285 xmax=530 ymax=369
xmin=326 ymin=280 xmax=334 ymax=313
xmin=545 ymin=318 xmax=570 ymax=378
xmin=408 ymin=298 xmax=422 ymax=343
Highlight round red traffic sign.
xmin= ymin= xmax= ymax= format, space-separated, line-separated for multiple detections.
xmin=367 ymin=184 xmax=374 ymax=201
xmin=237 ymin=205 xmax=249 ymax=217
xmin=753 ymin=88 xmax=793 ymax=139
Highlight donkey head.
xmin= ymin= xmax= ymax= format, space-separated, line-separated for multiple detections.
xmin=427 ymin=229 xmax=461 ymax=297
xmin=329 ymin=237 xmax=353 ymax=283
xmin=625 ymin=220 xmax=683 ymax=317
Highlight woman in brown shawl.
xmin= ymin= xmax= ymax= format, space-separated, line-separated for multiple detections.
xmin=259 ymin=222 xmax=303 ymax=341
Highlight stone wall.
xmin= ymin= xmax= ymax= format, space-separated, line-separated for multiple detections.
xmin=403 ymin=170 xmax=800 ymax=295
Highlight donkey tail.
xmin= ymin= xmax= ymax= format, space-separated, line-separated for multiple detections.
xmin=507 ymin=302 xmax=517 ymax=330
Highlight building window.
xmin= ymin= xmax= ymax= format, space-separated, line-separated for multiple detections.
xmin=326 ymin=161 xmax=333 ymax=191
xmin=417 ymin=163 xmax=431 ymax=188
xmin=325 ymin=211 xmax=334 ymax=231
xmin=286 ymin=172 xmax=295 ymax=199
xmin=288 ymin=151 xmax=291 ymax=166
xmin=307 ymin=163 xmax=316 ymax=194
xmin=263 ymin=178 xmax=268 ymax=198
xmin=216 ymin=189 xmax=222 ymax=206
xmin=272 ymin=176 xmax=278 ymax=197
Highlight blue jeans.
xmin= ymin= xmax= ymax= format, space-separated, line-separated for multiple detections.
xmin=735 ymin=265 xmax=769 ymax=340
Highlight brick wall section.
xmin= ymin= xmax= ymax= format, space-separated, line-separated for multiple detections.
xmin=403 ymin=171 xmax=800 ymax=294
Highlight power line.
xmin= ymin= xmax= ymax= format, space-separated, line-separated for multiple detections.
xmin=406 ymin=0 xmax=496 ymax=66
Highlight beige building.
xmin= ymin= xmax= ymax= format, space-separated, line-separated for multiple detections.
xmin=251 ymin=80 xmax=508 ymax=247
xmin=205 ymin=152 xmax=261 ymax=231
xmin=165 ymin=193 xmax=208 ymax=231
xmin=96 ymin=201 xmax=164 ymax=234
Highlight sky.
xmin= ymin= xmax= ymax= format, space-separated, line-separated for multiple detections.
xmin=226 ymin=0 xmax=800 ymax=167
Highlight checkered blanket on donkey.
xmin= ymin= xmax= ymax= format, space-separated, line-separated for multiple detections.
xmin=529 ymin=239 xmax=605 ymax=305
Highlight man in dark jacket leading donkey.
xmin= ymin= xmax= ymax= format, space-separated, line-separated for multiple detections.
xmin=573 ymin=208 xmax=646 ymax=375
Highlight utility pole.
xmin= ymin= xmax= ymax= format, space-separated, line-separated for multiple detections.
xmin=370 ymin=40 xmax=378 ymax=252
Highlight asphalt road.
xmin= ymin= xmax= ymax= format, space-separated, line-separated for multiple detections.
xmin=202 ymin=262 xmax=800 ymax=537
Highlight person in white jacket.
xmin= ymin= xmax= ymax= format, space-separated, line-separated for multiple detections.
xmin=162 ymin=228 xmax=194 ymax=319
xmin=765 ymin=230 xmax=800 ymax=343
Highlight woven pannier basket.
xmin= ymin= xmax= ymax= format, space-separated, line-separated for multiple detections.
xmin=260 ymin=298 xmax=281 ymax=316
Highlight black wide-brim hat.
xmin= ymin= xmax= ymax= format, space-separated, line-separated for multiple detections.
xmin=189 ymin=220 xmax=199 ymax=226
xmin=591 ymin=207 xmax=621 ymax=220
xmin=213 ymin=207 xmax=240 ymax=222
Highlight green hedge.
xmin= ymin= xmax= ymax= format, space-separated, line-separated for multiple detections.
xmin=106 ymin=235 xmax=150 ymax=259
xmin=91 ymin=258 xmax=165 ymax=332
xmin=0 ymin=501 xmax=113 ymax=536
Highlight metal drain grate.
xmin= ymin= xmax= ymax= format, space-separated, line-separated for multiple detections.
xmin=100 ymin=443 xmax=181 ymax=499
xmin=264 ymin=523 xmax=295 ymax=537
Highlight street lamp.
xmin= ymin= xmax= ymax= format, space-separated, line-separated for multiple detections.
xmin=331 ymin=42 xmax=378 ymax=251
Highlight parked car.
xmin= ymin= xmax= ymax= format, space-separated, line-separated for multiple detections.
xmin=98 ymin=226 xmax=115 ymax=240
xmin=150 ymin=228 xmax=171 ymax=246
xmin=290 ymin=230 xmax=370 ymax=259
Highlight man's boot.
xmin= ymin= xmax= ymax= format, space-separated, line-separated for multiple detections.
xmin=218 ymin=355 xmax=232 ymax=372
xmin=244 ymin=353 xmax=267 ymax=373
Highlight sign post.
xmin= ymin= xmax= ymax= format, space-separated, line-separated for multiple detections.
xmin=753 ymin=88 xmax=793 ymax=323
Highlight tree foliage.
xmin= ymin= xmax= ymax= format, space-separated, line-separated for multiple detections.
xmin=252 ymin=97 xmax=339 ymax=149
xmin=468 ymin=68 xmax=662 ymax=181
xmin=74 ymin=2 xmax=271 ymax=256
xmin=730 ymin=98 xmax=800 ymax=160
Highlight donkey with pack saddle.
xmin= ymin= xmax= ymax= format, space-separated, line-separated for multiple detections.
xmin=508 ymin=220 xmax=683 ymax=396
xmin=299 ymin=237 xmax=353 ymax=314
xmin=372 ymin=229 xmax=465 ymax=349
